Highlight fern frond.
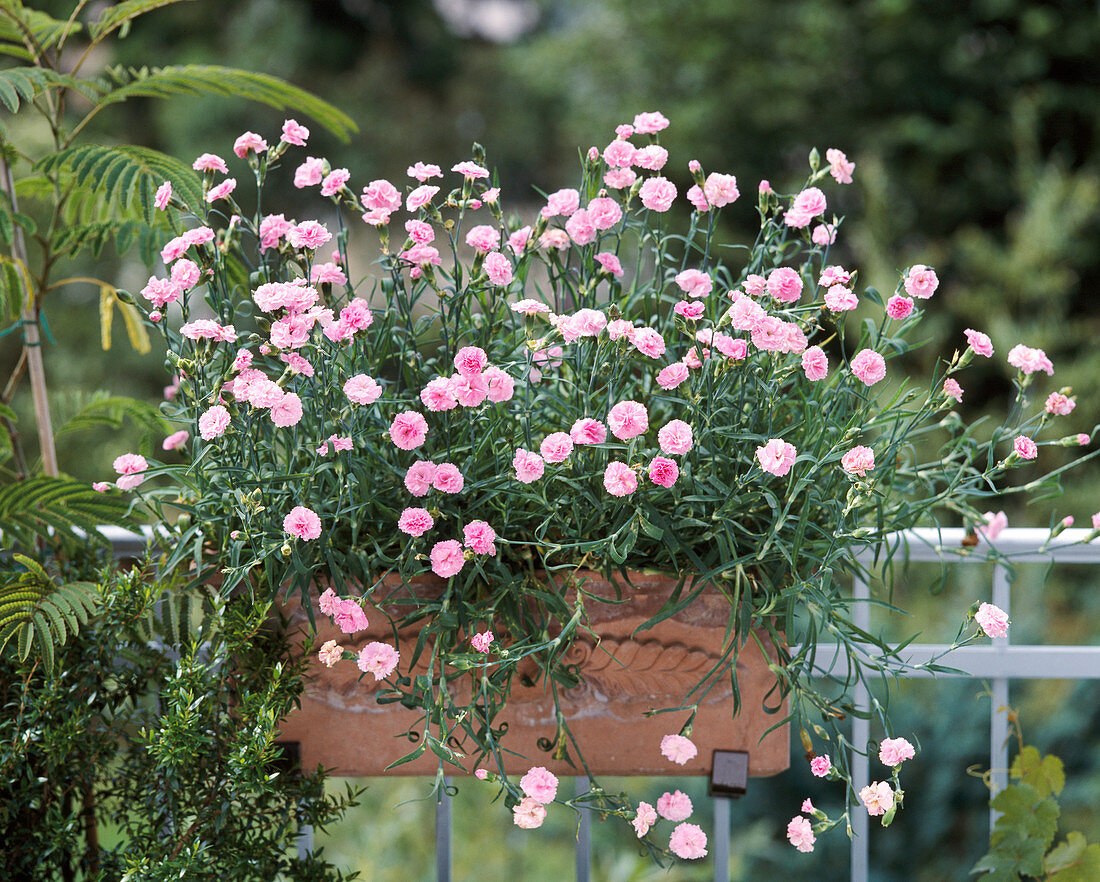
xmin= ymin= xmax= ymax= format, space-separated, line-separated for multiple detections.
xmin=0 ymin=67 xmax=101 ymax=113
xmin=50 ymin=218 xmax=167 ymax=263
xmin=36 ymin=144 xmax=203 ymax=223
xmin=55 ymin=392 xmax=167 ymax=447
xmin=0 ymin=3 xmax=78 ymax=57
xmin=0 ymin=476 xmax=134 ymax=549
xmin=99 ymin=64 xmax=357 ymax=142
xmin=0 ymin=554 xmax=100 ymax=671
xmin=89 ymin=0 xmax=195 ymax=43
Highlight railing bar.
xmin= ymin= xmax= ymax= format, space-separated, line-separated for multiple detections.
xmin=713 ymin=797 xmax=730 ymax=882
xmin=989 ymin=564 xmax=1012 ymax=832
xmin=851 ymin=576 xmax=870 ymax=882
xmin=575 ymin=777 xmax=591 ymax=882
xmin=436 ymin=776 xmax=452 ymax=882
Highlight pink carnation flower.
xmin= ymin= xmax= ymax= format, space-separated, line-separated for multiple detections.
xmin=819 ymin=265 xmax=851 ymax=287
xmin=344 ymin=374 xmax=382 ymax=406
xmin=703 ymin=172 xmax=739 ymax=207
xmin=975 ymin=602 xmax=1009 ymax=638
xmin=317 ymin=639 xmax=342 ymax=667
xmin=540 ymin=432 xmax=574 ymax=464
xmin=284 ymin=505 xmax=321 ymax=540
xmin=587 ymin=196 xmax=622 ymax=230
xmin=657 ymin=362 xmax=690 ymax=390
xmin=756 ymin=438 xmax=797 ymax=477
xmin=512 ymin=797 xmax=547 ymax=830
xmin=826 ymin=147 xmax=855 ymax=184
xmin=787 ymin=816 xmax=816 ymax=853
xmin=604 ymin=461 xmax=638 ymax=497
xmin=1007 ymin=344 xmax=1054 ymax=376
xmin=648 ymin=456 xmax=679 ymax=488
xmin=632 ymin=327 xmax=666 ymax=358
xmin=404 ymin=461 xmax=437 ymax=497
xmin=541 ymin=188 xmax=580 ymax=218
xmin=850 ymin=349 xmax=887 ymax=386
xmin=321 ymin=168 xmax=350 ymax=197
xmin=162 ymin=430 xmax=189 ymax=451
xmin=205 ymin=178 xmax=236 ymax=203
xmin=407 ymin=161 xmax=443 ymax=182
xmin=430 ymin=539 xmax=465 ymax=578
xmin=1014 ymin=435 xmax=1038 ymax=460
xmin=886 ymin=295 xmax=914 ymax=320
xmin=660 ymin=734 xmax=698 ymax=765
xmin=657 ymin=789 xmax=693 ymax=822
xmin=360 ymin=178 xmax=402 ymax=212
xmin=484 ymin=251 xmax=513 ymax=286
xmin=639 ymin=176 xmax=677 ymax=212
xmin=1045 ymin=392 xmax=1075 ymax=416
xmin=513 ymin=448 xmax=545 ymax=483
xmin=570 ymin=418 xmax=607 ymax=445
xmin=802 ymin=347 xmax=828 ymax=381
xmin=879 ymin=737 xmax=916 ymax=767
xmin=471 ymin=631 xmax=494 ymax=653
xmin=675 ymin=269 xmax=713 ymax=299
xmin=270 ymin=392 xmax=303 ymax=428
xmin=463 ymin=521 xmax=497 ymax=556
xmin=451 ymin=160 xmax=489 ymax=179
xmin=767 ymin=267 xmax=803 ymax=303
xmin=810 ymin=755 xmax=831 ymax=777
xmin=784 ymin=187 xmax=826 ymax=228
xmin=233 ymin=131 xmax=267 ymax=158
xmin=841 ymin=445 xmax=875 ymax=477
xmin=483 ymin=366 xmax=515 ymax=403
xmin=520 ymin=766 xmax=559 ymax=804
xmin=154 ymin=181 xmax=172 ymax=210
xmin=406 ymin=184 xmax=439 ymax=211
xmin=294 ymin=157 xmax=324 ymax=188
xmin=633 ymin=111 xmax=670 ymax=133
xmin=389 ymin=411 xmax=429 ymax=450
xmin=465 ymin=224 xmax=500 ymax=252
xmin=608 ymin=400 xmax=649 ymax=440
xmin=965 ymin=328 xmax=994 ymax=357
xmin=824 ymin=285 xmax=858 ymax=311
xmin=192 ymin=153 xmax=228 ymax=173
xmin=594 ymin=252 xmax=624 ymax=277
xmin=454 ymin=346 xmax=488 ymax=378
xmin=658 ymin=420 xmax=693 ymax=455
xmin=634 ymin=144 xmax=668 ymax=170
xmin=859 ymin=781 xmax=894 ymax=816
xmin=357 ymin=642 xmax=399 ymax=680
xmin=904 ymin=265 xmax=939 ymax=299
xmin=199 ymin=405 xmax=231 ymax=440
xmin=281 ymin=118 xmax=309 ymax=146
xmin=812 ymin=223 xmax=837 ymax=245
xmin=333 ymin=599 xmax=368 ymax=634
xmin=669 ymin=823 xmax=708 ymax=860
xmin=398 ymin=507 xmax=434 ymax=537
xmin=944 ymin=378 xmax=964 ymax=402
xmin=632 ymin=802 xmax=657 ymax=838
xmin=432 ymin=462 xmax=465 ymax=494
xmin=978 ymin=511 xmax=1008 ymax=542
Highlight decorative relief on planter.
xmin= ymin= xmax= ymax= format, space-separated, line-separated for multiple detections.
xmin=279 ymin=571 xmax=789 ymax=777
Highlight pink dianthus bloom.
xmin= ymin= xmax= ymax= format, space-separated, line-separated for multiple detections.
xmin=570 ymin=418 xmax=607 ymax=445
xmin=205 ymin=178 xmax=236 ymax=203
xmin=826 ymin=147 xmax=855 ymax=184
xmin=686 ymin=185 xmax=709 ymax=212
xmin=657 ymin=362 xmax=690 ymax=390
xmin=288 ymin=220 xmax=331 ymax=251
xmin=294 ymin=157 xmax=324 ymax=188
xmin=1014 ymin=435 xmax=1038 ymax=460
xmin=850 ymin=349 xmax=887 ymax=386
xmin=675 ymin=269 xmax=713 ymax=299
xmin=742 ymin=274 xmax=767 ymax=298
xmin=656 ymin=789 xmax=693 ymax=822
xmin=632 ymin=802 xmax=658 ymax=838
xmin=540 ymin=432 xmax=574 ymax=463
xmin=978 ymin=511 xmax=1008 ymax=542
xmin=407 ymin=161 xmax=443 ymax=182
xmin=565 ymin=208 xmax=597 ymax=245
xmin=767 ymin=267 xmax=803 ymax=303
xmin=465 ymin=224 xmax=500 ymax=252
xmin=756 ymin=438 xmax=797 ymax=477
xmin=317 ymin=640 xmax=342 ymax=668
xmin=632 ymin=327 xmax=666 ymax=358
xmin=471 ymin=631 xmax=494 ymax=653
xmin=649 ymin=456 xmax=679 ymax=488
xmin=784 ymin=187 xmax=826 ymax=228
xmin=541 ymin=188 xmax=580 ymax=218
xmin=944 ymin=378 xmax=964 ymax=402
xmin=193 ymin=153 xmax=228 ymax=173
xmin=594 ymin=252 xmax=624 ymax=277
xmin=634 ymin=144 xmax=669 ymax=170
xmin=360 ymin=178 xmax=401 ymax=212
xmin=483 ymin=366 xmax=515 ymax=403
xmin=608 ymin=400 xmax=649 ymax=440
xmin=658 ymin=420 xmax=693 ymax=456
xmin=879 ymin=737 xmax=916 ymax=767
xmin=670 ymin=823 xmax=708 ymax=860
xmin=513 ymin=448 xmax=545 ymax=483
xmin=633 ymin=111 xmax=670 ymax=133
xmin=1045 ymin=392 xmax=1075 ymax=415
xmin=283 ymin=505 xmax=321 ymax=540
xmin=281 ymin=119 xmax=309 ymax=146
xmin=810 ymin=755 xmax=831 ymax=777
xmin=112 ymin=454 xmax=147 ymax=487
xmin=513 ymin=797 xmax=547 ymax=830
xmin=1007 ymin=344 xmax=1054 ymax=376
xmin=311 ymin=262 xmax=347 ymax=286
xmin=965 ymin=328 xmax=994 ymax=357
xmin=389 ymin=411 xmax=428 ymax=450
xmin=508 ymin=226 xmax=532 ymax=254
xmin=321 ymin=168 xmax=350 ymax=197
xmin=452 ymin=160 xmax=489 ymax=179
xmin=660 ymin=734 xmax=698 ymax=765
xmin=484 ymin=251 xmax=514 ymax=286
xmin=802 ymin=346 xmax=828 ymax=381
xmin=604 ymin=461 xmax=638 ymax=497
xmin=404 ymin=460 xmax=437 ymax=497
xmin=429 ymin=540 xmax=465 ymax=578
xmin=520 ymin=766 xmax=559 ymax=804
xmin=639 ymin=177 xmax=677 ymax=212
xmin=398 ymin=507 xmax=434 ymax=537
xmin=270 ymin=392 xmax=303 ymax=428
xmin=463 ymin=521 xmax=497 ymax=556
xmin=824 ymin=285 xmax=858 ymax=311
xmin=406 ymin=184 xmax=439 ymax=211
xmin=454 ymin=346 xmax=488 ymax=378
xmin=318 ymin=588 xmax=339 ymax=616
xmin=233 ymin=132 xmax=267 ymax=158
xmin=421 ymin=377 xmax=458 ymax=412
xmin=859 ymin=781 xmax=894 ymax=816
xmin=886 ymin=295 xmax=914 ymax=320
xmin=432 ymin=462 xmax=464 ymax=494
xmin=333 ymin=599 xmax=368 ymax=634
xmin=787 ymin=816 xmax=816 ymax=853
xmin=841 ymin=445 xmax=876 ymax=477
xmin=819 ymin=265 xmax=852 ymax=288
xmin=675 ymin=300 xmax=705 ymax=320
xmin=812 ymin=223 xmax=837 ymax=245
xmin=587 ymin=196 xmax=622 ymax=230
xmin=199 ymin=405 xmax=231 ymax=440
xmin=344 ymin=374 xmax=382 ymax=406
xmin=357 ymin=642 xmax=399 ymax=680
xmin=162 ymin=430 xmax=189 ymax=451
xmin=703 ymin=172 xmax=739 ymax=207
xmin=405 ymin=219 xmax=435 ymax=245
xmin=976 ymin=602 xmax=1009 ymax=638
xmin=154 ymin=181 xmax=172 ymax=210
xmin=904 ymin=265 xmax=939 ymax=299
xmin=603 ymin=139 xmax=636 ymax=169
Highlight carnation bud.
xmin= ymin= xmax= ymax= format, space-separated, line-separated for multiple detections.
xmin=281 ymin=543 xmax=293 ymax=557
xmin=587 ymin=146 xmax=600 ymax=162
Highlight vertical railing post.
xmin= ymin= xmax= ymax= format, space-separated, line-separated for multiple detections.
xmin=850 ymin=575 xmax=870 ymax=882
xmin=713 ymin=796 xmax=730 ymax=882
xmin=989 ymin=564 xmax=1011 ymax=833
xmin=575 ymin=777 xmax=591 ymax=882
xmin=436 ymin=777 xmax=452 ymax=882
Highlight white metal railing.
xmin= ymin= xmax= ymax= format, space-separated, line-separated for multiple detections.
xmin=99 ymin=525 xmax=1100 ymax=881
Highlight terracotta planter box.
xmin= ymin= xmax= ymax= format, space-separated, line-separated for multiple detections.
xmin=279 ymin=571 xmax=789 ymax=778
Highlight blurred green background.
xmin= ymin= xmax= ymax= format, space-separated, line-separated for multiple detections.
xmin=4 ymin=0 xmax=1099 ymax=878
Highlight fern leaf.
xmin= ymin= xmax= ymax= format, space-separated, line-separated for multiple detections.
xmin=89 ymin=0 xmax=196 ymax=42
xmin=99 ymin=64 xmax=357 ymax=142
xmin=0 ymin=561 xmax=100 ymax=672
xmin=0 ymin=5 xmax=81 ymax=55
xmin=54 ymin=393 xmax=167 ymax=444
xmin=0 ymin=476 xmax=134 ymax=549
xmin=0 ymin=67 xmax=101 ymax=113
xmin=36 ymin=145 xmax=203 ymax=223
